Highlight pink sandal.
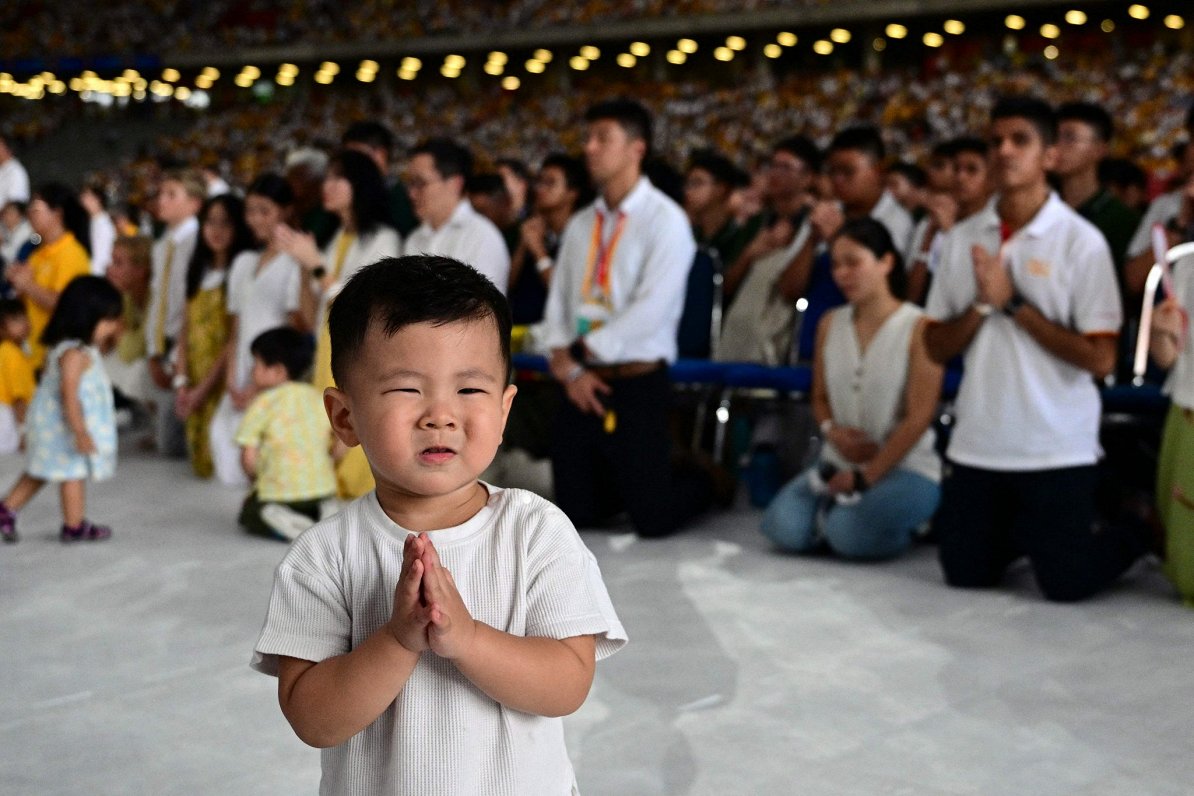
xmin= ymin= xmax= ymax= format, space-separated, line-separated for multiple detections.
xmin=60 ymin=520 xmax=112 ymax=543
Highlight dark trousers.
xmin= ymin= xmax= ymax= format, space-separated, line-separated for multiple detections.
xmin=935 ymin=461 xmax=1144 ymax=602
xmin=551 ymin=368 xmax=711 ymax=538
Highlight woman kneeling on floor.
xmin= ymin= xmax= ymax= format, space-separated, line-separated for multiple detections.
xmin=761 ymin=218 xmax=943 ymax=560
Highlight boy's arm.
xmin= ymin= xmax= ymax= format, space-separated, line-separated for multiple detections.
xmin=240 ymin=445 xmax=258 ymax=479
xmin=276 ymin=535 xmax=431 ymax=748
xmin=420 ymin=539 xmax=597 ymax=718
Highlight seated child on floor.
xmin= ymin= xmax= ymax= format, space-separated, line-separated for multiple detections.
xmin=235 ymin=327 xmax=338 ymax=541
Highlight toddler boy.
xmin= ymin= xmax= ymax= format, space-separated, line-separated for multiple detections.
xmin=251 ymin=255 xmax=625 ymax=793
xmin=0 ymin=299 xmax=33 ymax=454
xmin=236 ymin=327 xmax=337 ymax=540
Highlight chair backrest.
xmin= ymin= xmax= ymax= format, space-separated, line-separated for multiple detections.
xmin=676 ymin=247 xmax=723 ymax=359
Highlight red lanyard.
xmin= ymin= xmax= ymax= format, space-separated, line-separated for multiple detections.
xmin=582 ymin=210 xmax=627 ymax=301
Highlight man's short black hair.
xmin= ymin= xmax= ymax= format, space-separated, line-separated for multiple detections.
xmin=828 ymin=126 xmax=886 ymax=163
xmin=1057 ymin=101 xmax=1114 ymax=143
xmin=991 ymin=95 xmax=1058 ymax=145
xmin=410 ymin=137 xmax=474 ymax=181
xmin=342 ymin=121 xmax=395 ymax=157
xmin=687 ymin=148 xmax=749 ymax=188
xmin=0 ymin=297 xmax=26 ymax=322
xmin=250 ymin=327 xmax=314 ymax=381
xmin=540 ymin=152 xmax=594 ymax=206
xmin=951 ymin=136 xmax=990 ymax=159
xmin=772 ymin=135 xmax=823 ymax=173
xmin=1098 ymin=157 xmax=1147 ymax=191
xmin=495 ymin=157 xmax=531 ymax=183
xmin=466 ymin=173 xmax=509 ymax=200
xmin=328 ymin=255 xmax=512 ymax=388
xmin=585 ymin=98 xmax=654 ymax=154
xmin=888 ymin=161 xmax=927 ymax=187
xmin=930 ymin=139 xmax=962 ymax=160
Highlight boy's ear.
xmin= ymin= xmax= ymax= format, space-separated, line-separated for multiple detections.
xmin=499 ymin=384 xmax=518 ymax=438
xmin=324 ymin=387 xmax=361 ymax=448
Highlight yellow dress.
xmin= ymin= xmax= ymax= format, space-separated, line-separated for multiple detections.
xmin=313 ymin=232 xmax=375 ymax=498
xmin=184 ymin=282 xmax=229 ymax=478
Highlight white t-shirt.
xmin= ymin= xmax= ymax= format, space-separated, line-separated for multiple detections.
xmin=226 ymin=249 xmax=302 ymax=388
xmin=925 ymin=193 xmax=1122 ymax=470
xmin=870 ymin=189 xmax=916 ymax=261
xmin=403 ymin=200 xmax=510 ymax=294
xmin=252 ymin=486 xmax=627 ymax=796
xmin=317 ymin=226 xmax=401 ymax=317
xmin=89 ymin=212 xmax=117 ymax=276
xmin=540 ymin=176 xmax=696 ymax=364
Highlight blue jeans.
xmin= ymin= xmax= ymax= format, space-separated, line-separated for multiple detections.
xmin=761 ymin=467 xmax=941 ymax=560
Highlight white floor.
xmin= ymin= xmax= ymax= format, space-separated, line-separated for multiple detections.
xmin=2 ymin=443 xmax=1192 ymax=795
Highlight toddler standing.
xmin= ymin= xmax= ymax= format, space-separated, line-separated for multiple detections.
xmin=0 ymin=299 xmax=34 ymax=454
xmin=0 ymin=276 xmax=123 ymax=542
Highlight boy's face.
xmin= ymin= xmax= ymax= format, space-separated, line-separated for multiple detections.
xmin=250 ymin=356 xmax=289 ymax=391
xmin=156 ymin=180 xmax=201 ymax=226
xmin=989 ymin=116 xmax=1056 ymax=193
xmin=1054 ymin=120 xmax=1105 ymax=177
xmin=953 ymin=151 xmax=992 ymax=209
xmin=325 ymin=318 xmax=516 ymax=509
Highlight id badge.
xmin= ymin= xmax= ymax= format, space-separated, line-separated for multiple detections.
xmin=576 ymin=302 xmax=609 ymax=337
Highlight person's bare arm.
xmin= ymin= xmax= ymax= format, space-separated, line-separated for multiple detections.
xmin=240 ymin=445 xmax=259 ymax=479
xmin=276 ymin=536 xmax=430 ymax=748
xmin=59 ymin=347 xmax=95 ymax=454
xmin=860 ymin=318 xmax=945 ymax=484
xmin=1009 ymin=307 xmax=1118 ymax=379
xmin=922 ymin=309 xmax=985 ymax=365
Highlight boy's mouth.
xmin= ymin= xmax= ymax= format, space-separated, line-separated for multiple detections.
xmin=419 ymin=446 xmax=457 ymax=464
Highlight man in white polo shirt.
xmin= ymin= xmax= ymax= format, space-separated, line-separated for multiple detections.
xmin=0 ymin=134 xmax=30 ymax=211
xmin=541 ymin=98 xmax=715 ymax=537
xmin=402 ymin=137 xmax=510 ymax=294
xmin=924 ymin=96 xmax=1144 ymax=602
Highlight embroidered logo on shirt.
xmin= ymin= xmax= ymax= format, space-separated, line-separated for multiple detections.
xmin=1026 ymin=258 xmax=1051 ymax=277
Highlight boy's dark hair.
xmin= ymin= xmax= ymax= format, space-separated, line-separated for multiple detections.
xmin=250 ymin=326 xmax=314 ymax=381
xmin=0 ymin=297 xmax=27 ymax=322
xmin=329 ymin=149 xmax=392 ymax=235
xmin=342 ymin=121 xmax=395 ymax=158
xmin=888 ymin=161 xmax=927 ymax=187
xmin=1057 ymin=101 xmax=1114 ymax=143
xmin=688 ymin=148 xmax=749 ymax=188
xmin=991 ymin=96 xmax=1058 ymax=145
xmin=834 ymin=217 xmax=907 ymax=300
xmin=930 ymin=139 xmax=962 ymax=160
xmin=495 ymin=157 xmax=531 ymax=184
xmin=540 ymin=152 xmax=594 ymax=207
xmin=828 ymin=126 xmax=886 ymax=163
xmin=410 ymin=137 xmax=474 ymax=182
xmin=952 ymin=136 xmax=990 ymax=159
xmin=40 ymin=275 xmax=122 ymax=347
xmin=1098 ymin=157 xmax=1147 ymax=191
xmin=584 ymin=98 xmax=654 ymax=155
xmin=466 ymin=173 xmax=509 ymax=201
xmin=772 ymin=134 xmax=823 ymax=173
xmin=329 ymin=255 xmax=512 ymax=388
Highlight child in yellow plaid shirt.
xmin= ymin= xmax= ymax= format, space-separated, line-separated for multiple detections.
xmin=236 ymin=327 xmax=339 ymax=540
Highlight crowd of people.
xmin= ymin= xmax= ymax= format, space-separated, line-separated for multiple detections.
xmin=0 ymin=67 xmax=1193 ymax=612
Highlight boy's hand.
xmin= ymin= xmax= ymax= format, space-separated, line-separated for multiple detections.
xmin=418 ymin=534 xmax=478 ymax=660
xmin=387 ymin=535 xmax=433 ymax=654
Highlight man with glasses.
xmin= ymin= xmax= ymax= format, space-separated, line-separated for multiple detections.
xmin=402 ymin=137 xmax=510 ymax=294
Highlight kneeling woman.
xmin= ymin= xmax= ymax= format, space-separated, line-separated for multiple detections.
xmin=761 ymin=218 xmax=943 ymax=560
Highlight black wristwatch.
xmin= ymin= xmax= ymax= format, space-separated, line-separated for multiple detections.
xmin=1002 ymin=292 xmax=1027 ymax=317
xmin=852 ymin=467 xmax=869 ymax=493
xmin=568 ymin=338 xmax=588 ymax=365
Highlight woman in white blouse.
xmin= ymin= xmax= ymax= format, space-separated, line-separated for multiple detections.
xmin=761 ymin=217 xmax=944 ymax=559
xmin=279 ymin=149 xmax=400 ymax=498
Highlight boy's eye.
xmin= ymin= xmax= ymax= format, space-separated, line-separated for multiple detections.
xmin=458 ymin=388 xmax=486 ymax=395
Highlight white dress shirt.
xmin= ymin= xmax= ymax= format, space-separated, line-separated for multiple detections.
xmin=144 ymin=216 xmax=199 ymax=358
xmin=0 ymin=158 xmax=30 ymax=207
xmin=871 ymin=189 xmax=916 ymax=261
xmin=403 ymin=200 xmax=510 ymax=294
xmin=541 ymin=176 xmax=697 ymax=364
xmin=89 ymin=212 xmax=117 ymax=276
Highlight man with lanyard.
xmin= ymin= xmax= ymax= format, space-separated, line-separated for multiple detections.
xmin=924 ymin=96 xmax=1144 ymax=602
xmin=542 ymin=98 xmax=712 ymax=538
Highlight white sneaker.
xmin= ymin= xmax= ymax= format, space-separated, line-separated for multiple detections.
xmin=260 ymin=503 xmax=317 ymax=541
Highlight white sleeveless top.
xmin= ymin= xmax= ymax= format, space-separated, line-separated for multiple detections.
xmin=821 ymin=302 xmax=940 ymax=483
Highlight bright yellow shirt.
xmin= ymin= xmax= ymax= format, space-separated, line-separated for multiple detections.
xmin=24 ymin=232 xmax=91 ymax=368
xmin=0 ymin=339 xmax=34 ymax=406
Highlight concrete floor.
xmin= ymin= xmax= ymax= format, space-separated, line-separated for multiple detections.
xmin=2 ymin=443 xmax=1192 ymax=796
